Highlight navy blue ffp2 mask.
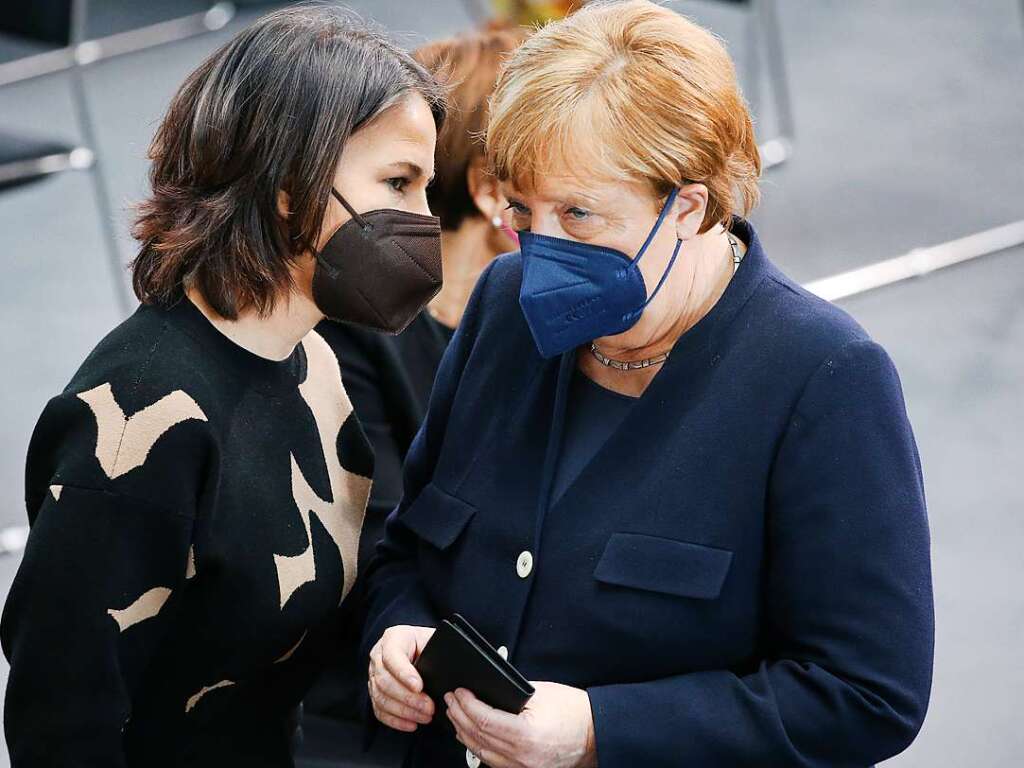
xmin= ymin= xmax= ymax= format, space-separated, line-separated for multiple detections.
xmin=518 ymin=187 xmax=682 ymax=359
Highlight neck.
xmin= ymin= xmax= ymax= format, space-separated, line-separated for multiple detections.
xmin=186 ymin=286 xmax=323 ymax=361
xmin=429 ymin=219 xmax=502 ymax=329
xmin=580 ymin=226 xmax=743 ymax=396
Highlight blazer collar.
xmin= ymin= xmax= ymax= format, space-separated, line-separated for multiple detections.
xmin=535 ymin=217 xmax=770 ymax=516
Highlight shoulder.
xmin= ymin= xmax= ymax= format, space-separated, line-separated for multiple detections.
xmin=756 ymin=264 xmax=872 ymax=361
xmin=750 ymin=266 xmax=905 ymax=419
xmin=27 ymin=306 xmax=218 ymax=512
xmin=463 ymin=251 xmax=530 ymax=343
xmin=64 ymin=303 xmax=220 ymax=413
xmin=479 ymin=250 xmax=524 ymax=301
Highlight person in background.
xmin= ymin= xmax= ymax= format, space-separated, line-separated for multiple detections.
xmin=296 ymin=22 xmax=527 ymax=765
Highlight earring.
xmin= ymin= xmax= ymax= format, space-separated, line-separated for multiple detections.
xmin=491 ymin=215 xmax=503 ymax=229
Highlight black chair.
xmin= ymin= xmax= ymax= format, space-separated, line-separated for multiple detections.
xmin=0 ymin=1 xmax=237 ymax=312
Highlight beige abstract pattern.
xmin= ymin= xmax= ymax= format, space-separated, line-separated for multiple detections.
xmin=273 ymin=331 xmax=372 ymax=609
xmin=77 ymin=383 xmax=207 ymax=480
xmin=185 ymin=679 xmax=235 ymax=713
xmin=274 ymin=630 xmax=308 ymax=664
xmin=185 ymin=545 xmax=196 ymax=580
xmin=107 ymin=586 xmax=172 ymax=632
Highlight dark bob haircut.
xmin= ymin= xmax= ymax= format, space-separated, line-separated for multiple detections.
xmin=130 ymin=4 xmax=446 ymax=319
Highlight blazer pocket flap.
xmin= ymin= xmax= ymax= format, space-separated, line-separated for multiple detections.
xmin=594 ymin=533 xmax=733 ymax=599
xmin=401 ymin=483 xmax=477 ymax=550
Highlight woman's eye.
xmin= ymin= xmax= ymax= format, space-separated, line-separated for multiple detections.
xmin=386 ymin=177 xmax=409 ymax=192
xmin=566 ymin=207 xmax=591 ymax=221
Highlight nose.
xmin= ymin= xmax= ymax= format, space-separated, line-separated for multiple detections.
xmin=527 ymin=210 xmax=570 ymax=239
xmin=531 ymin=220 xmax=570 ymax=239
xmin=410 ymin=189 xmax=432 ymax=217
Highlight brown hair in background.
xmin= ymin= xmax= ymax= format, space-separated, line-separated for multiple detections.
xmin=414 ymin=22 xmax=529 ymax=232
xmin=130 ymin=4 xmax=445 ymax=320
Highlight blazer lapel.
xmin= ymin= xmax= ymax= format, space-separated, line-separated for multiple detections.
xmin=532 ymin=351 xmax=576 ymax=545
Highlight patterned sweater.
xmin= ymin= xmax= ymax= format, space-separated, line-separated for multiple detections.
xmin=1 ymin=296 xmax=374 ymax=767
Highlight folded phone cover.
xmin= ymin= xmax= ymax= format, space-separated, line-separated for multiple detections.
xmin=415 ymin=613 xmax=535 ymax=721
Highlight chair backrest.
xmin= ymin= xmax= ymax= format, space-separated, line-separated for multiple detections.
xmin=0 ymin=0 xmax=74 ymax=47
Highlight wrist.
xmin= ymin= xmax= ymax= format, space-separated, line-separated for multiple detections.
xmin=580 ymin=691 xmax=598 ymax=767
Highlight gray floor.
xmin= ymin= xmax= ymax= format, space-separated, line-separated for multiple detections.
xmin=0 ymin=1 xmax=1021 ymax=765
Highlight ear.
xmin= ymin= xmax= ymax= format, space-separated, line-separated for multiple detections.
xmin=466 ymin=156 xmax=506 ymax=222
xmin=276 ymin=189 xmax=291 ymax=220
xmin=672 ymin=183 xmax=709 ymax=241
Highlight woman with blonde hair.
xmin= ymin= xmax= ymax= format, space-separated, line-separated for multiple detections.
xmin=363 ymin=2 xmax=934 ymax=766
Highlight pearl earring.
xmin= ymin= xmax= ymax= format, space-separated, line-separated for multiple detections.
xmin=491 ymin=215 xmax=503 ymax=229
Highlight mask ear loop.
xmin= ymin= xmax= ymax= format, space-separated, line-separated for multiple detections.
xmin=642 ymin=236 xmax=683 ymax=308
xmin=631 ymin=187 xmax=680 ymax=266
xmin=632 ymin=187 xmax=684 ymax=311
xmin=331 ymin=188 xmax=371 ymax=230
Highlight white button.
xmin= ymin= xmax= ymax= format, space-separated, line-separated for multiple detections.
xmin=516 ymin=550 xmax=533 ymax=578
xmin=497 ymin=645 xmax=509 ymax=660
xmin=466 ymin=748 xmax=481 ymax=767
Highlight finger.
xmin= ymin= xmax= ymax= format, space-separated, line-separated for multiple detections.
xmin=382 ymin=635 xmax=426 ymax=693
xmin=453 ymin=725 xmax=515 ymax=768
xmin=374 ymin=664 xmax=435 ymax=718
xmin=373 ymin=703 xmax=419 ymax=733
xmin=474 ymin=745 xmax=516 ymax=768
xmin=369 ymin=645 xmax=383 ymax=679
xmin=370 ymin=676 xmax=433 ymax=725
xmin=454 ymin=688 xmax=522 ymax=743
xmin=446 ymin=692 xmax=516 ymax=753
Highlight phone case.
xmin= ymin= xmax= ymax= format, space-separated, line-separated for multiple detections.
xmin=414 ymin=613 xmax=536 ymax=722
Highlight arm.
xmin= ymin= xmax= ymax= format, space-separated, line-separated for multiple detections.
xmin=1 ymin=391 xmax=203 ymax=767
xmin=358 ymin=260 xmax=497 ymax=740
xmin=359 ymin=258 xmax=496 ymax=665
xmin=586 ymin=339 xmax=935 ymax=767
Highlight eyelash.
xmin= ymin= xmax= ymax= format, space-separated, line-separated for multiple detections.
xmin=386 ymin=177 xmax=410 ymax=192
xmin=505 ymin=201 xmax=593 ymax=224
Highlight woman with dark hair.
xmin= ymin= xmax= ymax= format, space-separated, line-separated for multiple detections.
xmin=296 ymin=22 xmax=527 ymax=765
xmin=0 ymin=6 xmax=444 ymax=767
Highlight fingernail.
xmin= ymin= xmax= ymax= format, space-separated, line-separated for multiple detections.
xmin=443 ymin=693 xmax=452 ymax=706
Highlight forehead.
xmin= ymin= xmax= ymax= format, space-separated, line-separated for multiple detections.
xmin=502 ymin=169 xmax=650 ymax=206
xmin=346 ymin=93 xmax=437 ymax=168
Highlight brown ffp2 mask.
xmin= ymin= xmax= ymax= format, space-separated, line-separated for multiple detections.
xmin=312 ymin=188 xmax=443 ymax=334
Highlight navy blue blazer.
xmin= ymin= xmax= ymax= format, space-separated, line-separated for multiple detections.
xmin=360 ymin=219 xmax=934 ymax=767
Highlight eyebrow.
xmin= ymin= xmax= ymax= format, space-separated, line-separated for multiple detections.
xmin=386 ymin=161 xmax=435 ymax=184
xmin=503 ymin=183 xmax=603 ymax=208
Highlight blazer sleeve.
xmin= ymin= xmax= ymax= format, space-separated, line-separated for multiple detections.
xmin=1 ymin=391 xmax=202 ymax=768
xmin=586 ymin=338 xmax=935 ymax=767
xmin=357 ymin=259 xmax=497 ymax=729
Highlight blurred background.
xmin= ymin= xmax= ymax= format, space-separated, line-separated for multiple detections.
xmin=0 ymin=1 xmax=1021 ymax=765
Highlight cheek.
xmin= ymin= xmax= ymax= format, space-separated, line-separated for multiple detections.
xmin=316 ymin=209 xmax=345 ymax=251
xmin=633 ymin=226 xmax=682 ymax=285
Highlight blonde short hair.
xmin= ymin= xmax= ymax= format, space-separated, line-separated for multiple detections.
xmin=486 ymin=0 xmax=761 ymax=232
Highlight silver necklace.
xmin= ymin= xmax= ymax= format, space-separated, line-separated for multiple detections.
xmin=588 ymin=233 xmax=744 ymax=371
